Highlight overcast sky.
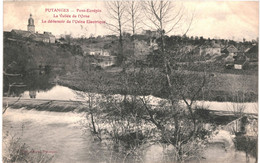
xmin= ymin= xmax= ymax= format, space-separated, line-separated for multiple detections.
xmin=3 ymin=1 xmax=259 ymax=41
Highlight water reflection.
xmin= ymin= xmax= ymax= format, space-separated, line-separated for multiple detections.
xmin=22 ymin=85 xmax=80 ymax=101
xmin=4 ymin=68 xmax=55 ymax=97
xmin=29 ymin=91 xmax=36 ymax=98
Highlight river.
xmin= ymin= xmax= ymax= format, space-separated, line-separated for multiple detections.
xmin=3 ymin=108 xmax=104 ymax=163
xmin=3 ymin=108 xmax=257 ymax=163
xmin=3 ymin=85 xmax=258 ymax=163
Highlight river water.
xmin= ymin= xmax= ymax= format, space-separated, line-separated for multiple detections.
xmin=21 ymin=85 xmax=258 ymax=114
xmin=3 ymin=108 xmax=256 ymax=163
xmin=3 ymin=85 xmax=258 ymax=163
xmin=3 ymin=108 xmax=104 ymax=163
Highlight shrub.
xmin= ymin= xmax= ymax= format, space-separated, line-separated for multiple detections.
xmin=233 ymin=135 xmax=257 ymax=159
xmin=3 ymin=129 xmax=54 ymax=163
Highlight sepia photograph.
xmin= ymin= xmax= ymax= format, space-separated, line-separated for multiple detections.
xmin=2 ymin=0 xmax=259 ymax=163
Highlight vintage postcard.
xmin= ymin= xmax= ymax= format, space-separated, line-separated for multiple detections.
xmin=2 ymin=0 xmax=258 ymax=163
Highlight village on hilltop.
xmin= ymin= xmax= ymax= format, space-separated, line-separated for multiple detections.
xmin=3 ymin=14 xmax=258 ymax=71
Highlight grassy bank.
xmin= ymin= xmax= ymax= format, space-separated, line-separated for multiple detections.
xmin=57 ymin=68 xmax=258 ymax=102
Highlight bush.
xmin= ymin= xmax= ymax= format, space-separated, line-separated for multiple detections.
xmin=3 ymin=131 xmax=54 ymax=163
xmin=233 ymin=135 xmax=257 ymax=159
xmin=194 ymin=106 xmax=212 ymax=123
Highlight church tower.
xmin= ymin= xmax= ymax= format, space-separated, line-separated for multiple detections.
xmin=27 ymin=14 xmax=35 ymax=33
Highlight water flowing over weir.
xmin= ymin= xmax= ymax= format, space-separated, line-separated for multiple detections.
xmin=3 ymin=108 xmax=103 ymax=163
xmin=3 ymin=108 xmax=168 ymax=163
xmin=3 ymin=85 xmax=258 ymax=163
xmin=20 ymin=85 xmax=258 ymax=114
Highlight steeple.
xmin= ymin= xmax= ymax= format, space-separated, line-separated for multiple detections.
xmin=27 ymin=14 xmax=35 ymax=33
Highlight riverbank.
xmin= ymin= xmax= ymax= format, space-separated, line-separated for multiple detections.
xmin=57 ymin=69 xmax=258 ymax=102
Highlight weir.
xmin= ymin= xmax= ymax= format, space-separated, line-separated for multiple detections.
xmin=3 ymin=84 xmax=258 ymax=115
xmin=3 ymin=97 xmax=258 ymax=118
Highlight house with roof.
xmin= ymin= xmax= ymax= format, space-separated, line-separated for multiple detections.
xmin=224 ymin=51 xmax=249 ymax=70
xmin=233 ymin=54 xmax=247 ymax=70
xmin=29 ymin=32 xmax=55 ymax=43
xmin=43 ymin=32 xmax=55 ymax=43
xmin=11 ymin=29 xmax=33 ymax=38
xmin=221 ymin=45 xmax=238 ymax=57
xmin=10 ymin=14 xmax=55 ymax=43
xmin=225 ymin=55 xmax=235 ymax=69
xmin=199 ymin=41 xmax=221 ymax=56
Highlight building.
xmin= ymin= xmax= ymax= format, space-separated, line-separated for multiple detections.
xmin=27 ymin=14 xmax=35 ymax=33
xmin=43 ymin=32 xmax=55 ymax=43
xmin=234 ymin=56 xmax=247 ymax=70
xmin=234 ymin=62 xmax=244 ymax=70
xmin=222 ymin=45 xmax=238 ymax=56
xmin=199 ymin=41 xmax=221 ymax=56
xmin=10 ymin=14 xmax=55 ymax=43
xmin=11 ymin=29 xmax=33 ymax=38
xmin=29 ymin=32 xmax=55 ymax=43
xmin=225 ymin=55 xmax=235 ymax=69
xmin=89 ymin=49 xmax=110 ymax=56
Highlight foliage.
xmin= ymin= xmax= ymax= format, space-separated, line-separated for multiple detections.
xmin=233 ymin=136 xmax=258 ymax=160
xmin=77 ymin=68 xmax=212 ymax=162
xmin=3 ymin=128 xmax=54 ymax=163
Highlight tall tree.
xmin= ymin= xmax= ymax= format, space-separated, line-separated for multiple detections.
xmin=125 ymin=1 xmax=142 ymax=67
xmin=142 ymin=1 xmax=194 ymax=79
xmin=126 ymin=1 xmax=142 ymax=45
xmin=140 ymin=1 xmax=209 ymax=161
xmin=105 ymin=1 xmax=127 ymax=66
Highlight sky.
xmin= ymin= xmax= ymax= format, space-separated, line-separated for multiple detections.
xmin=3 ymin=1 xmax=259 ymax=41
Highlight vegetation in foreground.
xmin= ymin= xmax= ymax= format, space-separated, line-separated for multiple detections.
xmin=2 ymin=126 xmax=55 ymax=163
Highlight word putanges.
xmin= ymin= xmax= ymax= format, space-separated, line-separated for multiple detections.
xmin=45 ymin=8 xmax=102 ymax=13
xmin=45 ymin=8 xmax=69 ymax=12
